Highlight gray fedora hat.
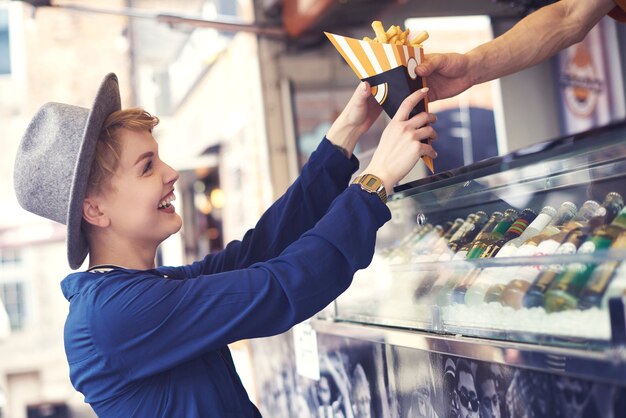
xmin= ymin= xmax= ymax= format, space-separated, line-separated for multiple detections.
xmin=14 ymin=73 xmax=121 ymax=269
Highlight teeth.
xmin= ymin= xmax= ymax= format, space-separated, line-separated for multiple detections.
xmin=158 ymin=194 xmax=176 ymax=209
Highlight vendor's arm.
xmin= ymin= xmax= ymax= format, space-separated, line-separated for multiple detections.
xmin=417 ymin=0 xmax=616 ymax=102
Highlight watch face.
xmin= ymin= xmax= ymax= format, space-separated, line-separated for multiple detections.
xmin=363 ymin=174 xmax=382 ymax=190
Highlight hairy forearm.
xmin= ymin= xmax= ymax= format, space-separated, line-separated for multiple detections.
xmin=467 ymin=0 xmax=614 ymax=85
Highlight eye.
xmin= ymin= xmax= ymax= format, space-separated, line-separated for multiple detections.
xmin=142 ymin=159 xmax=153 ymax=174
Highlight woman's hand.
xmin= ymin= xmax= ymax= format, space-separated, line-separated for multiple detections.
xmin=326 ymin=81 xmax=382 ymax=156
xmin=362 ymin=87 xmax=437 ymax=194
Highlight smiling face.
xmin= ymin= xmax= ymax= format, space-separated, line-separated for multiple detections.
xmin=97 ymin=128 xmax=182 ymax=248
xmin=83 ymin=109 xmax=182 ymax=268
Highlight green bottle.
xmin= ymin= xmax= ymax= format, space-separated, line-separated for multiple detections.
xmin=479 ymin=208 xmax=537 ymax=258
xmin=446 ymin=211 xmax=489 ymax=254
xmin=451 ymin=211 xmax=503 ymax=260
xmin=465 ymin=209 xmax=519 ymax=259
xmin=578 ymin=230 xmax=626 ymax=309
xmin=543 ymin=206 xmax=626 ymax=312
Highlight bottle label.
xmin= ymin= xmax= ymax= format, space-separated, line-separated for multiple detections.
xmin=450 ymin=223 xmax=475 ymax=242
xmin=516 ymin=244 xmax=538 ymax=257
xmin=585 ymin=261 xmax=618 ymax=294
xmin=535 ymin=239 xmax=561 ymax=255
xmin=508 ymin=218 xmax=530 ymax=236
xmin=556 ymin=237 xmax=613 ymax=289
xmin=466 ymin=246 xmax=485 ymax=259
xmin=480 ymin=244 xmax=500 ymax=258
xmin=453 ymin=250 xmax=468 ymax=260
xmin=557 ymin=242 xmax=578 ymax=255
xmin=534 ymin=270 xmax=559 ymax=292
xmin=495 ymin=245 xmax=518 ymax=258
xmin=578 ymin=241 xmax=598 ymax=254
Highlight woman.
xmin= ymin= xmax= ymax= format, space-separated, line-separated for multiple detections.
xmin=13 ymin=72 xmax=437 ymax=417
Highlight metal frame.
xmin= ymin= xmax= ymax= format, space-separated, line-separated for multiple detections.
xmin=312 ymin=318 xmax=626 ymax=386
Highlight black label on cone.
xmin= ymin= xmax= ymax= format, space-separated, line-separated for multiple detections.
xmin=363 ymin=65 xmax=426 ymax=119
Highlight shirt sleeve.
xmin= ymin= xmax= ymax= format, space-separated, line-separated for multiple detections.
xmin=165 ymin=137 xmax=359 ymax=278
xmin=90 ymin=186 xmax=390 ymax=380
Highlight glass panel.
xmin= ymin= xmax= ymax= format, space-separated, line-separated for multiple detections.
xmin=332 ymin=122 xmax=626 ymax=351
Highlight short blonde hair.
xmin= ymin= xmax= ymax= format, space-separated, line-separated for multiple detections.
xmin=87 ymin=108 xmax=159 ymax=194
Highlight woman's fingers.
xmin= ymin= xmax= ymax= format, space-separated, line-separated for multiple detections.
xmin=405 ymin=112 xmax=437 ymax=131
xmin=393 ymin=87 xmax=429 ymax=122
xmin=418 ymin=142 xmax=438 ymax=160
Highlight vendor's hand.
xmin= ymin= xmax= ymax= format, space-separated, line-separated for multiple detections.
xmin=363 ymin=87 xmax=437 ymax=194
xmin=326 ymin=81 xmax=382 ymax=156
xmin=416 ymin=52 xmax=473 ymax=102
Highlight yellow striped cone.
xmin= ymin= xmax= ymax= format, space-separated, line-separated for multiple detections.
xmin=325 ymin=31 xmax=433 ymax=173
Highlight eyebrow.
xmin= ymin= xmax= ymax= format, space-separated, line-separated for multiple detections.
xmin=134 ymin=151 xmax=154 ymax=166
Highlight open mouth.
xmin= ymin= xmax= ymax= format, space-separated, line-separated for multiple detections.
xmin=158 ymin=191 xmax=176 ymax=210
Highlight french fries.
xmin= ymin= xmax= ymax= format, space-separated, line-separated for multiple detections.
xmin=364 ymin=21 xmax=429 ymax=47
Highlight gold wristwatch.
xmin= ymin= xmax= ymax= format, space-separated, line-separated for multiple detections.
xmin=351 ymin=174 xmax=387 ymax=203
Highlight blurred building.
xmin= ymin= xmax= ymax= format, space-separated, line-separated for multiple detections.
xmin=0 ymin=0 xmax=270 ymax=416
xmin=2 ymin=0 xmax=624 ymax=417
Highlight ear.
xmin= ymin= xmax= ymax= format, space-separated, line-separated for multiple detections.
xmin=82 ymin=197 xmax=110 ymax=228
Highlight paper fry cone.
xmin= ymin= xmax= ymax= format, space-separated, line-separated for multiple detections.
xmin=325 ymin=32 xmax=434 ymax=173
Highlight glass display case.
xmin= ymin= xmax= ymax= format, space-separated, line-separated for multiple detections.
xmin=325 ymin=121 xmax=626 ymax=356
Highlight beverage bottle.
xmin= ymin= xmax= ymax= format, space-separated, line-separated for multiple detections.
xmin=532 ymin=200 xmax=600 ymax=253
xmin=513 ymin=202 xmax=579 ymax=253
xmin=396 ymin=219 xmax=460 ymax=262
xmin=446 ymin=211 xmax=489 ymax=254
xmin=385 ymin=224 xmax=430 ymax=262
xmin=479 ymin=208 xmax=538 ymax=258
xmin=503 ymin=200 xmax=599 ymax=296
xmin=495 ymin=206 xmax=557 ymax=257
xmin=412 ymin=219 xmax=461 ymax=298
xmin=479 ymin=206 xmax=557 ymax=304
xmin=517 ymin=223 xmax=595 ymax=309
xmin=408 ymin=224 xmax=445 ymax=258
xmin=450 ymin=210 xmax=519 ymax=305
xmin=428 ymin=214 xmax=492 ymax=304
xmin=578 ymin=230 xmax=626 ymax=309
xmin=452 ymin=211 xmax=504 ymax=260
xmin=416 ymin=218 xmax=465 ymax=262
xmin=495 ymin=206 xmax=577 ymax=308
xmin=520 ymin=195 xmax=622 ymax=308
xmin=460 ymin=209 xmax=537 ymax=304
xmin=465 ymin=209 xmax=519 ymax=259
xmin=596 ymin=192 xmax=624 ymax=224
xmin=543 ymin=206 xmax=626 ymax=312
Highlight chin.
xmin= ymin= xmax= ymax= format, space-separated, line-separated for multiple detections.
xmin=170 ymin=216 xmax=183 ymax=234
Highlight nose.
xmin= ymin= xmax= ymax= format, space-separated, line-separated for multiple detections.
xmin=163 ymin=162 xmax=179 ymax=185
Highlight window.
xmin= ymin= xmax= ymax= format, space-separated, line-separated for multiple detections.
xmin=0 ymin=9 xmax=10 ymax=74
xmin=1 ymin=282 xmax=24 ymax=330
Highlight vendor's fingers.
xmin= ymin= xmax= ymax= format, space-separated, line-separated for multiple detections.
xmin=394 ymin=87 xmax=429 ymax=122
xmin=415 ymin=53 xmax=444 ymax=76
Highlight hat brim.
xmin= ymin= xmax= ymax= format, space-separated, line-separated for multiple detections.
xmin=66 ymin=73 xmax=121 ymax=269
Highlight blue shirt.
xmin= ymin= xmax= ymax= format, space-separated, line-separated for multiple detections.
xmin=60 ymin=138 xmax=391 ymax=417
